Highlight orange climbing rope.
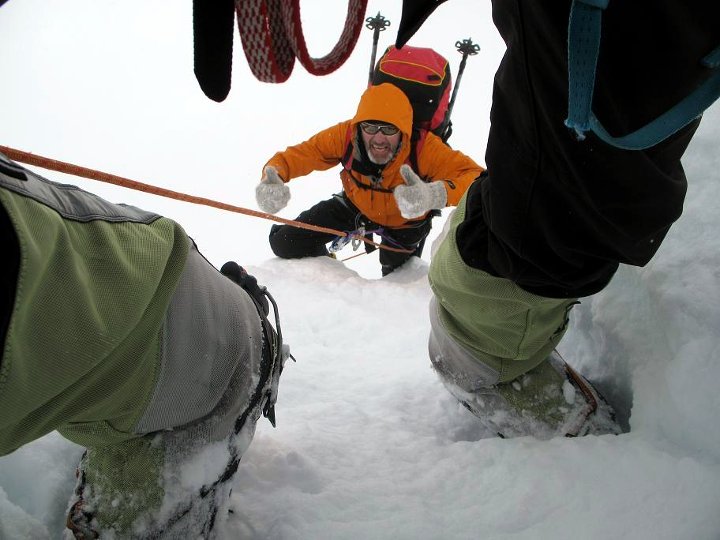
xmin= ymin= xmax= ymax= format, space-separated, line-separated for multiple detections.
xmin=0 ymin=145 xmax=414 ymax=254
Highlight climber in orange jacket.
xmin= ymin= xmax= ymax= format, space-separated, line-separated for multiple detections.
xmin=255 ymin=83 xmax=484 ymax=275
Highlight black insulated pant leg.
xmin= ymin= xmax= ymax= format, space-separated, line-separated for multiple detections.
xmin=269 ymin=195 xmax=357 ymax=259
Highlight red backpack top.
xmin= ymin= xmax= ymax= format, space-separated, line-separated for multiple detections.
xmin=371 ymin=45 xmax=452 ymax=141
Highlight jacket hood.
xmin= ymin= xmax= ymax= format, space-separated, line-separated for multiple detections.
xmin=351 ymin=83 xmax=413 ymax=140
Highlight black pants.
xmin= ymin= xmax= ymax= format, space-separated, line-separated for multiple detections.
xmin=269 ymin=193 xmax=434 ymax=275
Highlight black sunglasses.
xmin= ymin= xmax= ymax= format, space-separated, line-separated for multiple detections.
xmin=360 ymin=122 xmax=400 ymax=136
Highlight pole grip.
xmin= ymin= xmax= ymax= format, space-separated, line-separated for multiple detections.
xmin=446 ymin=38 xmax=480 ymax=123
xmin=365 ymin=12 xmax=391 ymax=85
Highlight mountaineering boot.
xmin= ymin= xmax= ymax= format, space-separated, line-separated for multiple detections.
xmin=66 ymin=434 xmax=241 ymax=539
xmin=429 ymin=296 xmax=622 ymax=439
xmin=64 ymin=264 xmax=291 ymax=539
xmin=452 ymin=350 xmax=621 ymax=439
xmin=428 ymin=291 xmax=621 ymax=439
xmin=427 ymin=194 xmax=621 ymax=439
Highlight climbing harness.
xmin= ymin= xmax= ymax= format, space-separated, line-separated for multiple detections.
xmin=327 ymin=198 xmax=421 ymax=257
xmin=329 ymin=226 xmax=414 ymax=256
xmin=328 ymin=221 xmax=422 ymax=258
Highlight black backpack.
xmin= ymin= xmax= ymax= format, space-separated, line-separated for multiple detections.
xmin=371 ymin=44 xmax=453 ymax=143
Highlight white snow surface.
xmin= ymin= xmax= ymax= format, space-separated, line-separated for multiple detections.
xmin=1 ymin=1 xmax=720 ymax=539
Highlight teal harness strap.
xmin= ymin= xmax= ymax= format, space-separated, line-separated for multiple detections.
xmin=565 ymin=0 xmax=720 ymax=150
xmin=565 ymin=0 xmax=608 ymax=139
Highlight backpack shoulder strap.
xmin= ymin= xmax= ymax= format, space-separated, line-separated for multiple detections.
xmin=564 ymin=0 xmax=720 ymax=151
xmin=408 ymin=128 xmax=429 ymax=180
xmin=341 ymin=125 xmax=355 ymax=170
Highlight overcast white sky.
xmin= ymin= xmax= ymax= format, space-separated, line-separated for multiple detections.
xmin=0 ymin=0 xmax=503 ymax=275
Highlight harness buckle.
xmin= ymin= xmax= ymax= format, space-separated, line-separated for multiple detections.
xmin=329 ymin=234 xmax=352 ymax=253
xmin=351 ymin=226 xmax=366 ymax=250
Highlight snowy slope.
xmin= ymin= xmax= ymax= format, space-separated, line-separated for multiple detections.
xmin=2 ymin=1 xmax=720 ymax=539
xmin=3 ymin=174 xmax=720 ymax=538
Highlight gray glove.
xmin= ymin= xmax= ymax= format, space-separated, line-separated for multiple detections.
xmin=394 ymin=164 xmax=448 ymax=219
xmin=256 ymin=166 xmax=291 ymax=214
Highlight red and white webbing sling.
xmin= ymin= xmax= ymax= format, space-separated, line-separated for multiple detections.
xmin=194 ymin=0 xmax=368 ymax=100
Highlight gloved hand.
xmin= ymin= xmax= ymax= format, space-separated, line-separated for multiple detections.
xmin=255 ymin=166 xmax=291 ymax=214
xmin=393 ymin=164 xmax=448 ymax=219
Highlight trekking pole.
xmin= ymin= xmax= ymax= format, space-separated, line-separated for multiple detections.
xmin=443 ymin=38 xmax=480 ymax=141
xmin=365 ymin=12 xmax=391 ymax=85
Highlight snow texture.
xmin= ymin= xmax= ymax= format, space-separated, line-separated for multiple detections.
xmin=1 ymin=1 xmax=720 ymax=539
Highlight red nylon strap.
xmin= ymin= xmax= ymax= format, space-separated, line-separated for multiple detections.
xmin=237 ymin=0 xmax=295 ymax=83
xmin=237 ymin=0 xmax=368 ymax=83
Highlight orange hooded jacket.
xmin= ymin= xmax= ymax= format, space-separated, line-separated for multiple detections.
xmin=264 ymin=83 xmax=484 ymax=228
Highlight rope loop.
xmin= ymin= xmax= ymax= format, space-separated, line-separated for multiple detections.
xmin=237 ymin=0 xmax=368 ymax=82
